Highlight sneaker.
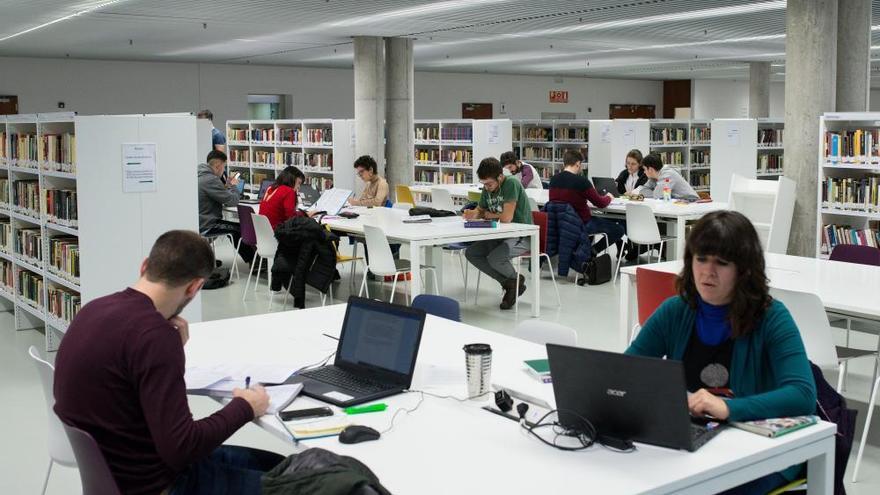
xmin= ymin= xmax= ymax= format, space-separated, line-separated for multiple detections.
xmin=499 ymin=276 xmax=526 ymax=310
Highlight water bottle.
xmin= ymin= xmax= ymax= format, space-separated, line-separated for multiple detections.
xmin=662 ymin=178 xmax=672 ymax=202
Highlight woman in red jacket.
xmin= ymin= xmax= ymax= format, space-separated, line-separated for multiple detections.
xmin=259 ymin=166 xmax=317 ymax=229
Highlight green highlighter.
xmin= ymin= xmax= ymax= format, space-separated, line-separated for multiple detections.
xmin=344 ymin=403 xmax=388 ymax=415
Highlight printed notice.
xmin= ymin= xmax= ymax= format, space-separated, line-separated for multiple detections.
xmin=487 ymin=122 xmax=500 ymax=144
xmin=622 ymin=125 xmax=636 ymax=146
xmin=122 ymin=143 xmax=158 ymax=193
xmin=726 ymin=124 xmax=741 ymax=146
xmin=599 ymin=122 xmax=612 ymax=143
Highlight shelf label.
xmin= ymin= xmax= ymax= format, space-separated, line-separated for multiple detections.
xmin=122 ymin=143 xmax=158 ymax=193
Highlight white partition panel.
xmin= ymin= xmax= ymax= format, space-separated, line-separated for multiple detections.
xmin=588 ymin=119 xmax=613 ymax=178
xmin=710 ymin=118 xmax=758 ymax=200
xmin=606 ymin=119 xmax=649 ymax=180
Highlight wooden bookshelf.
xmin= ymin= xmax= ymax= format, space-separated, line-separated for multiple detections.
xmin=412 ymin=119 xmax=511 ymax=186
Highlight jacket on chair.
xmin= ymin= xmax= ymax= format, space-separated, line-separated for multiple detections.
xmin=272 ymin=217 xmax=337 ymax=305
xmin=544 ymin=201 xmax=591 ymax=277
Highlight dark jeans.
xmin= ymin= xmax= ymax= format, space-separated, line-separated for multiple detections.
xmin=718 ymin=472 xmax=788 ymax=495
xmin=169 ymin=445 xmax=284 ymax=495
xmin=205 ymin=220 xmax=256 ymax=265
xmin=584 ymin=216 xmax=625 ymax=255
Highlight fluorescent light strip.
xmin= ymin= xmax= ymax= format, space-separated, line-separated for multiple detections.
xmin=330 ymin=0 xmax=510 ymax=28
xmin=0 ymin=0 xmax=129 ymax=43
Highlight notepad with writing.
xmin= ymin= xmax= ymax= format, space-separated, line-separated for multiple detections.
xmin=731 ymin=415 xmax=818 ymax=438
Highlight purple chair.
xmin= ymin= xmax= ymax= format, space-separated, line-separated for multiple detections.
xmin=62 ymin=423 xmax=121 ymax=495
xmin=829 ymin=244 xmax=880 ymax=266
xmin=236 ymin=204 xmax=259 ymax=280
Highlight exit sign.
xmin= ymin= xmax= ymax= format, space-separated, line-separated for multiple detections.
xmin=549 ymin=90 xmax=569 ymax=103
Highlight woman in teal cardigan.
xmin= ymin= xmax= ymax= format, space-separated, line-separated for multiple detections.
xmin=626 ymin=210 xmax=816 ymax=494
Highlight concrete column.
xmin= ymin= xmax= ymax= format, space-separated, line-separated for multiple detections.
xmin=748 ymin=62 xmax=770 ymax=118
xmin=836 ymin=0 xmax=871 ymax=111
xmin=353 ymin=36 xmax=386 ymax=174
xmin=784 ymin=0 xmax=837 ymax=257
xmin=385 ymin=37 xmax=415 ymax=190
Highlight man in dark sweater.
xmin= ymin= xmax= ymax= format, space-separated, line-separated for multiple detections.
xmin=549 ymin=150 xmax=625 ymax=256
xmin=54 ymin=230 xmax=281 ymax=495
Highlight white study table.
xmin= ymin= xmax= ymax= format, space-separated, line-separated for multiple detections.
xmin=410 ymin=184 xmax=728 ymax=259
xmin=618 ymin=252 xmax=880 ymax=351
xmin=187 ymin=305 xmax=836 ymax=495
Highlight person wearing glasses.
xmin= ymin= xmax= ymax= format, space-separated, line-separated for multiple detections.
xmin=348 ymin=155 xmax=389 ymax=207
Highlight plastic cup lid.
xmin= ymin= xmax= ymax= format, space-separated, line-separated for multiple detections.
xmin=463 ymin=343 xmax=492 ymax=355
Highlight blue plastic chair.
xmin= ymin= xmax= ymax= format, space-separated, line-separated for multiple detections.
xmin=411 ymin=294 xmax=461 ymax=322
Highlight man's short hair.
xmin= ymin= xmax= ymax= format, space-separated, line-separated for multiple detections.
xmin=143 ymin=231 xmax=214 ymax=287
xmin=562 ymin=150 xmax=583 ymax=167
xmin=499 ymin=151 xmax=518 ymax=166
xmin=353 ymin=155 xmax=378 ymax=174
xmin=197 ymin=109 xmax=214 ymax=121
xmin=206 ymin=149 xmax=227 ymax=163
xmin=642 ymin=153 xmax=664 ymax=172
xmin=477 ymin=157 xmax=503 ymax=180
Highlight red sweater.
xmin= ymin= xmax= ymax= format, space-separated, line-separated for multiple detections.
xmin=259 ymin=185 xmax=304 ymax=229
xmin=54 ymin=289 xmax=253 ymax=495
xmin=548 ymin=170 xmax=611 ymax=222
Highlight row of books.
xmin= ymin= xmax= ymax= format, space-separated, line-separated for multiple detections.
xmin=278 ymin=152 xmax=304 ymax=166
xmin=555 ymin=147 xmax=588 ymax=161
xmin=656 ymin=151 xmax=685 ymax=166
xmin=0 ymin=220 xmax=10 ymax=253
xmin=278 ymin=128 xmax=302 ymax=144
xmin=441 ymin=150 xmax=472 ymax=164
xmin=12 ymin=180 xmax=40 ymax=217
xmin=253 ymin=151 xmax=275 ymax=165
xmin=821 ymin=177 xmax=880 ymax=211
xmin=441 ymin=172 xmax=472 ymax=184
xmin=0 ymin=178 xmax=8 ymax=204
xmin=691 ymin=174 xmax=711 ymax=188
xmin=42 ymin=133 xmax=76 ymax=169
xmin=48 ymin=286 xmax=81 ymax=324
xmin=251 ymin=128 xmax=275 ymax=143
xmin=227 ymin=129 xmax=248 ymax=142
xmin=11 ymin=134 xmax=39 ymax=164
xmin=690 ymin=127 xmax=711 ymax=142
xmin=415 ymin=171 xmax=440 ymax=183
xmin=824 ymin=129 xmax=880 ymax=163
xmin=415 ymin=150 xmax=439 ymax=163
xmin=758 ymin=154 xmax=783 ymax=173
xmin=651 ymin=128 xmax=686 ymax=144
xmin=441 ymin=127 xmax=473 ymax=142
xmin=229 ymin=149 xmax=249 ymax=162
xmin=758 ymin=128 xmax=783 ymax=146
xmin=18 ymin=269 xmax=44 ymax=308
xmin=0 ymin=132 xmax=6 ymax=159
xmin=44 ymin=189 xmax=78 ymax=226
xmin=306 ymin=128 xmax=332 ymax=145
xmin=49 ymin=237 xmax=79 ymax=280
xmin=522 ymin=127 xmax=552 ymax=142
xmin=820 ymin=224 xmax=880 ymax=253
xmin=555 ymin=128 xmax=588 ymax=142
xmin=304 ymin=152 xmax=332 ymax=168
xmin=15 ymin=228 xmax=42 ymax=262
xmin=522 ymin=147 xmax=553 ymax=161
xmin=415 ymin=127 xmax=440 ymax=141
xmin=690 ymin=150 xmax=710 ymax=166
xmin=540 ymin=167 xmax=556 ymax=179
xmin=305 ymin=176 xmax=333 ymax=191
xmin=0 ymin=259 xmax=12 ymax=291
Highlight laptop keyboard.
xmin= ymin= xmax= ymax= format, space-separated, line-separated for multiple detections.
xmin=301 ymin=366 xmax=392 ymax=395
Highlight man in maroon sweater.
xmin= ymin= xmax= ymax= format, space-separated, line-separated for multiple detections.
xmin=54 ymin=230 xmax=281 ymax=495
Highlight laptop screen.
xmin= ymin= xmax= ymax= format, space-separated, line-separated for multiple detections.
xmin=257 ymin=179 xmax=274 ymax=200
xmin=337 ymin=298 xmax=425 ymax=376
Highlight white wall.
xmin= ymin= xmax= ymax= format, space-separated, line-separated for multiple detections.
xmin=692 ymin=79 xmax=785 ymax=119
xmin=0 ymin=56 xmax=663 ymax=128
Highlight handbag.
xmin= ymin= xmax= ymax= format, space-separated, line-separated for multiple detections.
xmin=578 ymin=253 xmax=612 ymax=286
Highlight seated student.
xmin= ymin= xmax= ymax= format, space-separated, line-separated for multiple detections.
xmin=549 ymin=149 xmax=624 ymax=256
xmin=54 ymin=231 xmax=281 ymax=495
xmin=614 ymin=148 xmax=647 ymax=195
xmin=464 ymin=157 xmax=534 ymax=310
xmin=634 ymin=153 xmax=699 ymax=201
xmin=626 ymin=210 xmax=816 ymax=495
xmin=500 ymin=151 xmax=543 ymax=189
xmin=348 ymin=155 xmax=389 ymax=207
xmin=197 ymin=149 xmax=255 ymax=264
xmin=259 ymin=165 xmax=319 ymax=229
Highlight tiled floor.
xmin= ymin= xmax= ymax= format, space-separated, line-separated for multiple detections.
xmin=1 ymin=241 xmax=878 ymax=494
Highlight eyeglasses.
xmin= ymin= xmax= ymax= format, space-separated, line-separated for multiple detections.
xmin=356 ymin=168 xmax=369 ymax=177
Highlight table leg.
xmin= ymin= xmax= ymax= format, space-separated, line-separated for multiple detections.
xmin=425 ymin=246 xmax=443 ymax=293
xmin=674 ymin=218 xmax=686 ymax=260
xmin=409 ymin=241 xmax=423 ymax=298
xmin=619 ymin=271 xmax=636 ymax=351
xmin=806 ymin=435 xmax=835 ymax=495
xmin=530 ymin=232 xmax=540 ymax=318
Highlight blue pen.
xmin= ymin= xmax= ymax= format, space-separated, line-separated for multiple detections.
xmin=245 ymin=376 xmax=251 ymax=389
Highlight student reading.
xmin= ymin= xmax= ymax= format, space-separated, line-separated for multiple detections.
xmin=500 ymin=151 xmax=542 ymax=189
xmin=348 ymin=155 xmax=389 ymax=207
xmin=259 ymin=165 xmax=319 ymax=229
xmin=54 ymin=231 xmax=281 ymax=495
xmin=614 ymin=148 xmax=647 ymax=195
xmin=626 ymin=210 xmax=815 ymax=494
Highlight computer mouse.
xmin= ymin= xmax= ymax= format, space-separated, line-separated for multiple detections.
xmin=338 ymin=425 xmax=381 ymax=444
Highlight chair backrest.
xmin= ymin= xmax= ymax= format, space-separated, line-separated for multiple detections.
xmin=467 ymin=190 xmax=482 ymax=203
xmin=513 ymin=320 xmax=578 ymax=346
xmin=396 ymin=184 xmax=415 ymax=205
xmin=531 ymin=211 xmax=548 ymax=254
xmin=237 ymin=205 xmax=258 ymax=246
xmin=250 ymin=213 xmax=278 ymax=258
xmin=635 ymin=268 xmax=679 ymax=326
xmin=411 ymin=295 xmax=461 ymax=321
xmin=393 ymin=202 xmax=413 ymax=210
xmin=430 ymin=187 xmax=456 ymax=212
xmin=28 ymin=346 xmax=76 ymax=467
xmin=527 ymin=196 xmax=539 ymax=212
xmin=769 ymin=288 xmax=840 ymax=369
xmin=363 ymin=224 xmax=398 ymax=276
xmin=829 ymin=244 xmax=880 ymax=266
xmin=62 ymin=423 xmax=122 ymax=495
xmin=625 ymin=203 xmax=661 ymax=245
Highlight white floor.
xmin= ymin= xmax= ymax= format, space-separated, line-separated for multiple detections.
xmin=2 ymin=240 xmax=879 ymax=494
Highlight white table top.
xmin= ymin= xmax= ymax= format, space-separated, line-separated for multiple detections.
xmin=621 ymin=252 xmax=880 ymax=321
xmin=187 ymin=305 xmax=835 ymax=495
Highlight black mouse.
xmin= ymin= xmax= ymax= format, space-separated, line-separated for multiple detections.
xmin=339 ymin=425 xmax=381 ymax=444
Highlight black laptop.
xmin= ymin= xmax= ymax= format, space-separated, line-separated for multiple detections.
xmin=298 ymin=184 xmax=321 ymax=207
xmin=240 ymin=179 xmax=274 ymax=204
xmin=547 ymin=345 xmax=724 ymax=452
xmin=287 ymin=297 xmax=427 ymax=407
xmin=592 ymin=177 xmax=620 ymax=197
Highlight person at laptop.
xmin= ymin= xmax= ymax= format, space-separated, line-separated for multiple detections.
xmin=463 ymin=157 xmax=533 ymax=310
xmin=549 ymin=149 xmax=624 ymax=257
xmin=632 ymin=153 xmax=699 ymax=201
xmin=54 ymin=231 xmax=281 ymax=495
xmin=626 ymin=210 xmax=816 ymax=494
xmin=198 ymin=150 xmax=255 ymax=265
xmin=614 ymin=148 xmax=646 ymax=195
xmin=259 ymin=165 xmax=319 ymax=230
xmin=348 ymin=155 xmax=389 ymax=207
xmin=500 ymin=151 xmax=543 ymax=189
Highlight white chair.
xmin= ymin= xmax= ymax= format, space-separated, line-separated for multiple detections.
xmin=202 ymin=232 xmax=235 ymax=275
xmin=28 ymin=346 xmax=77 ymax=495
xmin=770 ymin=288 xmax=880 ymax=483
xmin=359 ymin=224 xmax=438 ymax=304
xmin=513 ymin=320 xmax=578 ymax=347
xmin=243 ymin=213 xmax=278 ymax=303
xmin=430 ymin=187 xmax=456 ymax=212
xmin=527 ymin=196 xmax=539 ymax=212
xmin=613 ymin=203 xmax=673 ymax=283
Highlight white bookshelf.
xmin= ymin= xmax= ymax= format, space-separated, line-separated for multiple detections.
xmin=816 ymin=112 xmax=880 ymax=257
xmin=709 ymin=119 xmax=758 ymax=200
xmin=509 ymin=119 xmax=590 ymax=180
xmin=225 ymin=119 xmax=356 ymax=194
xmin=728 ymin=174 xmax=795 ymax=254
xmin=688 ymin=120 xmax=712 ymax=193
xmin=413 ymin=119 xmax=511 ymax=186
xmin=649 ymin=120 xmax=689 ymax=177
xmin=757 ymin=119 xmax=784 ymax=179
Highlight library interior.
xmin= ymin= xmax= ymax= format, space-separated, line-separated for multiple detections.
xmin=3 ymin=1 xmax=880 ymax=494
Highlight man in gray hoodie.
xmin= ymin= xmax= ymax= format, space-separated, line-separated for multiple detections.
xmin=635 ymin=153 xmax=699 ymax=201
xmin=198 ymin=150 xmax=255 ymax=264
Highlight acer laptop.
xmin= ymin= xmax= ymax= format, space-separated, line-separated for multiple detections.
xmin=287 ymin=297 xmax=426 ymax=407
xmin=592 ymin=177 xmax=620 ymax=197
xmin=547 ymin=345 xmax=724 ymax=452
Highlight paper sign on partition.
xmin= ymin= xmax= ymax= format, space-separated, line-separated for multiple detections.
xmin=122 ymin=143 xmax=158 ymax=193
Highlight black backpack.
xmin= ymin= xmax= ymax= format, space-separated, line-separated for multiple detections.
xmin=578 ymin=253 xmax=612 ymax=286
xmin=202 ymin=266 xmax=231 ymax=290
xmin=810 ymin=362 xmax=857 ymax=495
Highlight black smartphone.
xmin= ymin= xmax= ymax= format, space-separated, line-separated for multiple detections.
xmin=279 ymin=407 xmax=334 ymax=421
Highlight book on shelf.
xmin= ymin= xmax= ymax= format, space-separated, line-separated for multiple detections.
xmin=48 ymin=286 xmax=81 ymax=323
xmin=523 ymin=359 xmax=552 ymax=383
xmin=758 ymin=154 xmax=783 ymax=174
xmin=690 ymin=149 xmax=710 ymax=166
xmin=0 ymin=259 xmax=13 ymax=290
xmin=11 ymin=133 xmax=39 ymax=166
xmin=250 ymin=128 xmax=275 ymax=144
xmin=0 ymin=219 xmax=10 ymax=252
xmin=41 ymin=133 xmax=76 ymax=172
xmin=0 ymin=178 xmax=8 ymax=204
xmin=731 ymin=415 xmax=818 ymax=438
xmin=656 ymin=151 xmax=685 ymax=166
xmin=277 ymin=151 xmax=304 ymax=166
xmin=554 ymin=127 xmax=588 ymax=142
xmin=821 ymin=177 xmax=880 ymax=211
xmin=227 ymin=129 xmax=249 ymax=142
xmin=18 ymin=269 xmax=44 ymax=308
xmin=523 ymin=147 xmax=553 ymax=161
xmin=49 ymin=237 xmax=80 ymax=280
xmin=441 ymin=126 xmax=473 ymax=142
xmin=306 ymin=128 xmax=332 ymax=145
xmin=523 ymin=127 xmax=552 ymax=142
xmin=43 ymin=189 xmax=78 ymax=227
xmin=304 ymin=152 xmax=332 ymax=168
xmin=820 ymin=223 xmax=880 ymax=254
xmin=650 ymin=127 xmax=686 ymax=144
xmin=442 ymin=172 xmax=471 ymax=184
xmin=253 ymin=150 xmax=275 ymax=166
xmin=415 ymin=149 xmax=439 ymax=163
xmin=414 ymin=127 xmax=440 ymax=141
xmin=229 ymin=149 xmax=250 ymax=163
xmin=690 ymin=126 xmax=710 ymax=142
xmin=14 ymin=227 xmax=42 ymax=262
xmin=825 ymin=129 xmax=880 ymax=164
xmin=757 ymin=128 xmax=783 ymax=147
xmin=0 ymin=131 xmax=7 ymax=160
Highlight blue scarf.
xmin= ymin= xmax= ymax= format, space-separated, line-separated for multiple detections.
xmin=696 ymin=297 xmax=732 ymax=346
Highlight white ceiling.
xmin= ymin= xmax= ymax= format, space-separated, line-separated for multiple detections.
xmin=0 ymin=0 xmax=876 ymax=82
